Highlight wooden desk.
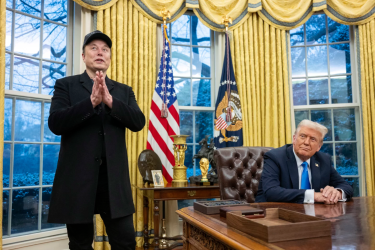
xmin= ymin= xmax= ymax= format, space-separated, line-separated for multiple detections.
xmin=176 ymin=197 xmax=375 ymax=250
xmin=134 ymin=183 xmax=220 ymax=249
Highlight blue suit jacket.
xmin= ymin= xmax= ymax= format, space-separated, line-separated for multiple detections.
xmin=255 ymin=144 xmax=353 ymax=203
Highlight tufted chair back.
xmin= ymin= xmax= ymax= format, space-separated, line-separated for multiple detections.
xmin=214 ymin=147 xmax=273 ymax=203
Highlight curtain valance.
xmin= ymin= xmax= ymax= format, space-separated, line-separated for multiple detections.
xmin=74 ymin=0 xmax=375 ymax=31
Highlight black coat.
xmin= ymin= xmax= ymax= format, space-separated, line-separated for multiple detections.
xmin=47 ymin=72 xmax=145 ymax=224
xmin=256 ymin=144 xmax=353 ymax=203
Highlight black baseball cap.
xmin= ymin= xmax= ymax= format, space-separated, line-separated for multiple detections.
xmin=82 ymin=30 xmax=112 ymax=51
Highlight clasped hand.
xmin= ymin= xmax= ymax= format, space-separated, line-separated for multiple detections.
xmin=314 ymin=186 xmax=343 ymax=204
xmin=90 ymin=71 xmax=113 ymax=109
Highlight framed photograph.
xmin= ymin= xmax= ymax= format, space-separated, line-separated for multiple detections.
xmin=151 ymin=170 xmax=164 ymax=187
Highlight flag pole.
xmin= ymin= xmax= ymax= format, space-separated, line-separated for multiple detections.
xmin=159 ymin=8 xmax=171 ymax=248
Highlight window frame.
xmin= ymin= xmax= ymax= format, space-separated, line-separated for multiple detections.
xmin=288 ymin=14 xmax=364 ymax=196
xmin=3 ymin=0 xmax=77 ymax=242
xmin=169 ymin=11 xmax=216 ymax=176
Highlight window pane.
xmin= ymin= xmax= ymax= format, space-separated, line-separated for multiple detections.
xmin=6 ymin=10 xmax=12 ymax=51
xmin=3 ymin=190 xmax=9 ymax=236
xmin=180 ymin=111 xmax=193 ymax=143
xmin=328 ymin=17 xmax=349 ymax=43
xmin=13 ymin=144 xmax=40 ymax=187
xmin=344 ymin=178 xmax=359 ymax=197
xmin=43 ymin=22 xmax=67 ymax=62
xmin=5 ymin=53 xmax=11 ymax=90
xmin=294 ymin=110 xmax=308 ymax=128
xmin=292 ymin=79 xmax=307 ymax=105
xmin=311 ymin=110 xmax=332 ymax=141
xmin=331 ymin=75 xmax=352 ymax=103
xmin=42 ymin=187 xmax=64 ymax=229
xmin=171 ymin=15 xmax=190 ymax=45
xmin=335 ymin=143 xmax=358 ymax=175
xmin=290 ymin=25 xmax=304 ymax=46
xmin=195 ymin=111 xmax=213 ymax=143
xmin=320 ymin=143 xmax=333 ymax=161
xmin=42 ymin=62 xmax=66 ymax=95
xmin=192 ymin=79 xmax=210 ymax=107
xmin=44 ymin=103 xmax=61 ymax=142
xmin=309 ymin=78 xmax=329 ymax=104
xmin=13 ymin=56 xmax=40 ymax=93
xmin=15 ymin=100 xmax=41 ymax=142
xmin=11 ymin=188 xmax=39 ymax=234
xmin=191 ymin=16 xmax=210 ymax=46
xmin=14 ymin=14 xmax=40 ymax=57
xmin=4 ymin=98 xmax=13 ymax=141
xmin=307 ymin=46 xmax=328 ymax=76
xmin=3 ymin=144 xmax=11 ymax=188
xmin=306 ymin=14 xmax=326 ymax=45
xmin=175 ymin=78 xmax=191 ymax=106
xmin=172 ymin=46 xmax=190 ymax=77
xmin=192 ymin=47 xmax=210 ymax=77
xmin=43 ymin=144 xmax=60 ymax=185
xmin=15 ymin=0 xmax=41 ymax=17
xmin=329 ymin=43 xmax=351 ymax=74
xmin=333 ymin=109 xmax=356 ymax=141
xmin=185 ymin=145 xmax=193 ymax=178
xmin=6 ymin=0 xmax=13 ymax=8
xmin=44 ymin=0 xmax=68 ymax=24
xmin=291 ymin=47 xmax=305 ymax=77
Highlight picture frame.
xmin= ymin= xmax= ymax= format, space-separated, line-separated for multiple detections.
xmin=151 ymin=170 xmax=164 ymax=187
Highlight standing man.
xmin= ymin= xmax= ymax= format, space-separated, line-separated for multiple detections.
xmin=256 ymin=120 xmax=353 ymax=204
xmin=48 ymin=30 xmax=145 ymax=250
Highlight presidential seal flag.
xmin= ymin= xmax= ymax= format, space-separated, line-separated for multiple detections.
xmin=147 ymin=25 xmax=180 ymax=183
xmin=214 ymin=33 xmax=243 ymax=148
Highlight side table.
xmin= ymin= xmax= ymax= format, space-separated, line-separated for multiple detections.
xmin=133 ymin=183 xmax=220 ymax=250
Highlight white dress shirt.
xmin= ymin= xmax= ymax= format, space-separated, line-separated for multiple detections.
xmin=292 ymin=148 xmax=346 ymax=204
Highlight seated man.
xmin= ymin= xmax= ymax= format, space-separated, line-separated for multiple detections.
xmin=256 ymin=120 xmax=353 ymax=204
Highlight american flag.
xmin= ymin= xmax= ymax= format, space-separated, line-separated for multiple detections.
xmin=146 ymin=27 xmax=180 ymax=183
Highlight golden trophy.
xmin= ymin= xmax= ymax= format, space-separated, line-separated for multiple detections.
xmin=170 ymin=135 xmax=189 ymax=187
xmin=199 ymin=158 xmax=210 ymax=185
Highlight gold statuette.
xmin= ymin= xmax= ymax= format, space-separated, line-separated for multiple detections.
xmin=170 ymin=135 xmax=189 ymax=187
xmin=200 ymin=158 xmax=209 ymax=182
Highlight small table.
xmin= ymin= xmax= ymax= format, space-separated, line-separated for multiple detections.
xmin=133 ymin=183 xmax=220 ymax=250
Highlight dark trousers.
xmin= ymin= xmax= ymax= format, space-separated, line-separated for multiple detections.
xmin=66 ymin=160 xmax=136 ymax=250
xmin=66 ymin=213 xmax=136 ymax=250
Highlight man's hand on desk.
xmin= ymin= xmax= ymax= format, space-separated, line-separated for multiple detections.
xmin=314 ymin=186 xmax=342 ymax=204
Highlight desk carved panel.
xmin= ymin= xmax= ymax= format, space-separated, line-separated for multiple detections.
xmin=188 ymin=224 xmax=234 ymax=250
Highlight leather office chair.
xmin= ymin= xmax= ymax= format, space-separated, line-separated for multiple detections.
xmin=214 ymin=147 xmax=273 ymax=203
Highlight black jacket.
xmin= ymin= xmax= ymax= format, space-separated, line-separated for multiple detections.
xmin=256 ymin=144 xmax=353 ymax=203
xmin=47 ymin=72 xmax=145 ymax=224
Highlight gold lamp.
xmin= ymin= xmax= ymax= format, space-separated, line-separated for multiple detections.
xmin=170 ymin=135 xmax=189 ymax=187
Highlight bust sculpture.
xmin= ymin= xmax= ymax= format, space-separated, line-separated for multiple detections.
xmin=138 ymin=149 xmax=163 ymax=184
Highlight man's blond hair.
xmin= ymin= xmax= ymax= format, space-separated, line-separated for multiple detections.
xmin=295 ymin=119 xmax=328 ymax=143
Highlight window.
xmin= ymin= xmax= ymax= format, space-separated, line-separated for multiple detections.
xmin=4 ymin=0 xmax=71 ymax=237
xmin=169 ymin=13 xmax=215 ymax=178
xmin=290 ymin=14 xmax=361 ymax=196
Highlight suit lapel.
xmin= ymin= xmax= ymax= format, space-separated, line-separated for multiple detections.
xmin=310 ymin=155 xmax=321 ymax=192
xmin=105 ymin=76 xmax=114 ymax=92
xmin=80 ymin=71 xmax=93 ymax=94
xmin=286 ymin=145 xmax=299 ymax=189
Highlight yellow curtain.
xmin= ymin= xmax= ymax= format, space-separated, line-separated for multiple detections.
xmin=89 ymin=0 xmax=375 ymax=32
xmin=231 ymin=13 xmax=291 ymax=147
xmin=0 ymin=0 xmax=5 ymax=248
xmin=358 ymin=20 xmax=375 ymax=196
xmin=95 ymin=1 xmax=157 ymax=248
